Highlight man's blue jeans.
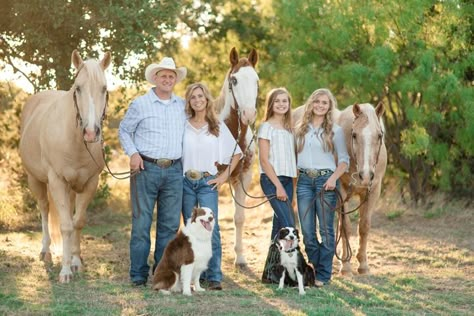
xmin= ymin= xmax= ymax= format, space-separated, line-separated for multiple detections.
xmin=129 ymin=160 xmax=183 ymax=283
xmin=296 ymin=172 xmax=337 ymax=283
xmin=259 ymin=174 xmax=295 ymax=240
xmin=182 ymin=174 xmax=222 ymax=283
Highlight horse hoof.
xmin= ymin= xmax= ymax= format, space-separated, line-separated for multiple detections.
xmin=39 ymin=252 xmax=52 ymax=263
xmin=59 ymin=274 xmax=73 ymax=283
xmin=234 ymin=262 xmax=249 ymax=271
xmin=340 ymin=269 xmax=353 ymax=277
xmin=357 ymin=267 xmax=370 ymax=275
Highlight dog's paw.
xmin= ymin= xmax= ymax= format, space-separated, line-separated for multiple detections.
xmin=159 ymin=289 xmax=171 ymax=295
xmin=182 ymin=290 xmax=192 ymax=296
xmin=194 ymin=287 xmax=205 ymax=292
xmin=277 ymin=286 xmax=284 ymax=291
xmin=299 ymin=290 xmax=306 ymax=295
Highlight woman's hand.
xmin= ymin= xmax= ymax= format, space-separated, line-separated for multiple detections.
xmin=207 ymin=174 xmax=227 ymax=190
xmin=323 ymin=176 xmax=337 ymax=191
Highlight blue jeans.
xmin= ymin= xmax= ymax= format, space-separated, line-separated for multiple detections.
xmin=260 ymin=174 xmax=295 ymax=240
xmin=297 ymin=172 xmax=337 ymax=283
xmin=129 ymin=159 xmax=183 ymax=283
xmin=182 ymin=174 xmax=222 ymax=283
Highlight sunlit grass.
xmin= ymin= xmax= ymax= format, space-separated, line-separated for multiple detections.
xmin=1 ymin=154 xmax=473 ymax=315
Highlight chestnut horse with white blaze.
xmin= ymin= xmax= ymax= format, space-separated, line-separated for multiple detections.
xmin=215 ymin=47 xmax=259 ymax=268
xmin=293 ymin=102 xmax=387 ymax=275
xmin=19 ymin=50 xmax=111 ymax=283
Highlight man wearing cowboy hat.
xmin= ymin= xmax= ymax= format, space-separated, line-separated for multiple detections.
xmin=119 ymin=56 xmax=187 ymax=286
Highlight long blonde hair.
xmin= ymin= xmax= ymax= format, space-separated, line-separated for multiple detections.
xmin=185 ymin=82 xmax=220 ymax=137
xmin=295 ymin=88 xmax=338 ymax=153
xmin=263 ymin=87 xmax=292 ymax=131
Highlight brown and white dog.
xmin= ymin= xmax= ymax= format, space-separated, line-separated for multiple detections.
xmin=276 ymin=227 xmax=315 ymax=295
xmin=152 ymin=207 xmax=214 ymax=296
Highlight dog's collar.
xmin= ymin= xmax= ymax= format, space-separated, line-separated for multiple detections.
xmin=284 ymin=248 xmax=297 ymax=254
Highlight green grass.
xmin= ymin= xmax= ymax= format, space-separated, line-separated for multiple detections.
xmin=1 ymin=176 xmax=473 ymax=315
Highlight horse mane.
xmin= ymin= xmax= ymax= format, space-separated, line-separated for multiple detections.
xmin=215 ymin=70 xmax=230 ymax=114
xmin=76 ymin=59 xmax=106 ymax=86
xmin=215 ymin=57 xmax=255 ymax=115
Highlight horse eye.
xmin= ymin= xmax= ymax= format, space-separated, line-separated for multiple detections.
xmin=231 ymin=77 xmax=238 ymax=85
xmin=102 ymin=86 xmax=107 ymax=93
xmin=76 ymin=86 xmax=81 ymax=93
xmin=352 ymin=133 xmax=356 ymax=139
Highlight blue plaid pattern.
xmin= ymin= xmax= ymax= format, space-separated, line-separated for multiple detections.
xmin=119 ymin=89 xmax=186 ymax=159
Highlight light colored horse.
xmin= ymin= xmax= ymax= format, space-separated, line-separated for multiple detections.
xmin=293 ymin=102 xmax=387 ymax=275
xmin=19 ymin=50 xmax=111 ymax=283
xmin=215 ymin=47 xmax=259 ymax=268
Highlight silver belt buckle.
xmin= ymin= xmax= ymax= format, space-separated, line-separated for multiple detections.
xmin=186 ymin=169 xmax=202 ymax=180
xmin=156 ymin=158 xmax=173 ymax=168
xmin=306 ymin=169 xmax=319 ymax=178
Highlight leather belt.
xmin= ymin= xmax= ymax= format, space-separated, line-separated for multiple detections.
xmin=299 ymin=168 xmax=332 ymax=178
xmin=185 ymin=170 xmax=212 ymax=180
xmin=140 ymin=154 xmax=176 ymax=168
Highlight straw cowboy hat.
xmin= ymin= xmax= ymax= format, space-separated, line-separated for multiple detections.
xmin=145 ymin=57 xmax=187 ymax=84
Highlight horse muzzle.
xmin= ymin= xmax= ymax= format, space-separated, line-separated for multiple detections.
xmin=83 ymin=126 xmax=101 ymax=143
xmin=240 ymin=108 xmax=256 ymax=125
xmin=358 ymin=170 xmax=375 ymax=186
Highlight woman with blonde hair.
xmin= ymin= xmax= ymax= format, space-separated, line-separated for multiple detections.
xmin=295 ymin=88 xmax=349 ymax=287
xmin=182 ymin=82 xmax=242 ymax=290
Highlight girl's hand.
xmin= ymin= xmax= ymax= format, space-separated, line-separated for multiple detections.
xmin=276 ymin=185 xmax=288 ymax=201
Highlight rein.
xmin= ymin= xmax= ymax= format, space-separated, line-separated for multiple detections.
xmin=225 ymin=71 xmax=274 ymax=209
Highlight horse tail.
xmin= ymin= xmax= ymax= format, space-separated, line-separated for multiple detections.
xmin=47 ymin=189 xmax=63 ymax=255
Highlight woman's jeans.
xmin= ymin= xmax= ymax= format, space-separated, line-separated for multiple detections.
xmin=129 ymin=160 xmax=183 ymax=283
xmin=297 ymin=172 xmax=337 ymax=283
xmin=182 ymin=174 xmax=222 ymax=283
xmin=259 ymin=174 xmax=295 ymax=240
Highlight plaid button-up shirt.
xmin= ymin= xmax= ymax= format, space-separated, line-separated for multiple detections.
xmin=119 ymin=88 xmax=186 ymax=159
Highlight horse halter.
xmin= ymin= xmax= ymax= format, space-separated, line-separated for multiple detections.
xmin=350 ymin=115 xmax=384 ymax=192
xmin=227 ymin=70 xmax=259 ymax=123
xmin=72 ymin=64 xmax=109 ymax=143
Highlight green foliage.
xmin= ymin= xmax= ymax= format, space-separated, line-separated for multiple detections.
xmin=0 ymin=0 xmax=218 ymax=90
xmin=270 ymin=0 xmax=474 ymax=203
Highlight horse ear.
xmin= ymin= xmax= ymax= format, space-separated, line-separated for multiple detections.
xmin=230 ymin=47 xmax=239 ymax=66
xmin=375 ymin=101 xmax=385 ymax=118
xmin=353 ymin=103 xmax=362 ymax=117
xmin=248 ymin=49 xmax=258 ymax=67
xmin=71 ymin=50 xmax=83 ymax=69
xmin=101 ymin=52 xmax=112 ymax=70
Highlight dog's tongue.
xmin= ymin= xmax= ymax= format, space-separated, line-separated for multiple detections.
xmin=283 ymin=240 xmax=294 ymax=251
xmin=201 ymin=220 xmax=212 ymax=232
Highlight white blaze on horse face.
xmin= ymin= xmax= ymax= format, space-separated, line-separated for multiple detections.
xmin=231 ymin=66 xmax=259 ymax=124
xmin=360 ymin=125 xmax=373 ymax=185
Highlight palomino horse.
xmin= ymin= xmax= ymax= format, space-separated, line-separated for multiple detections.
xmin=215 ymin=47 xmax=259 ymax=268
xmin=293 ymin=102 xmax=387 ymax=275
xmin=19 ymin=50 xmax=111 ymax=283
xmin=334 ymin=103 xmax=387 ymax=275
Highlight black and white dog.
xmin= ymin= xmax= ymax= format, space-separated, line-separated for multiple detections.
xmin=275 ymin=227 xmax=315 ymax=295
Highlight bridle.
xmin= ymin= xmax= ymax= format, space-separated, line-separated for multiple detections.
xmin=349 ymin=114 xmax=384 ymax=193
xmin=72 ymin=64 xmax=138 ymax=181
xmin=225 ymin=67 xmax=273 ymax=209
xmin=72 ymin=64 xmax=108 ymax=144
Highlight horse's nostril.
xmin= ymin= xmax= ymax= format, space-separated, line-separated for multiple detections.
xmin=359 ymin=171 xmax=364 ymax=180
xmin=370 ymin=171 xmax=375 ymax=180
